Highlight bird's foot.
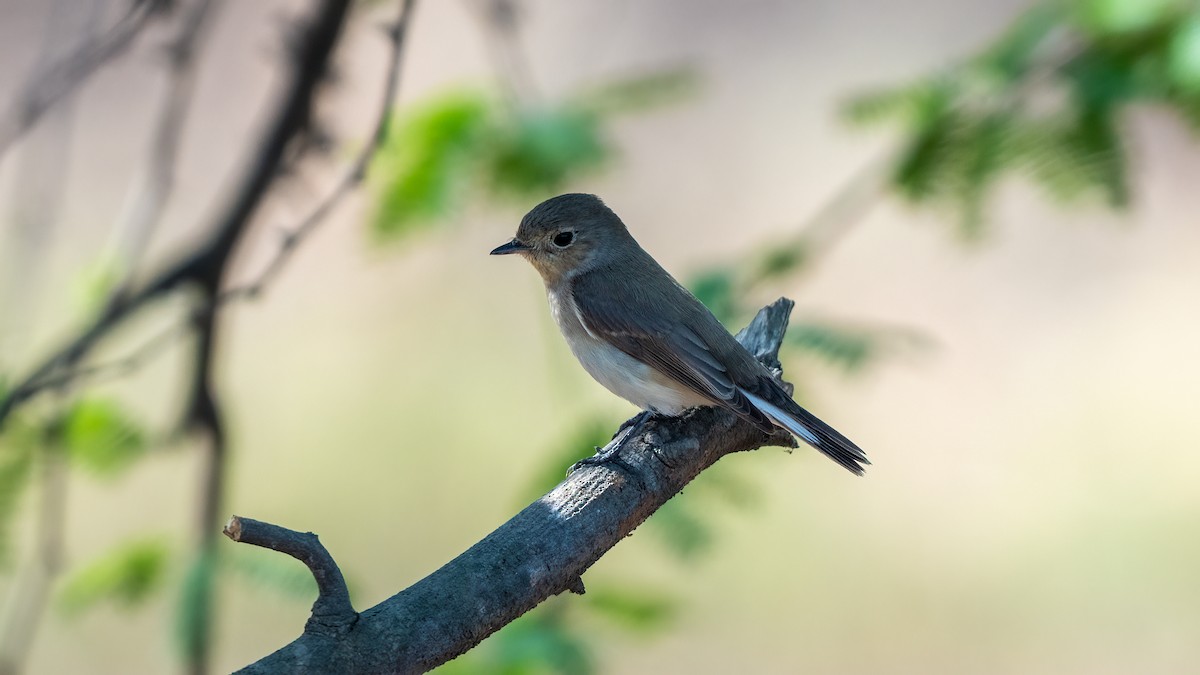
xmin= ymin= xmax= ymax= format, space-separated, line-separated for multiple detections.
xmin=568 ymin=414 xmax=651 ymax=482
xmin=609 ymin=409 xmax=665 ymax=440
xmin=568 ymin=443 xmax=631 ymax=474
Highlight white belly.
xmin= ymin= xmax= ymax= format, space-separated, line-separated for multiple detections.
xmin=548 ymin=288 xmax=708 ymax=414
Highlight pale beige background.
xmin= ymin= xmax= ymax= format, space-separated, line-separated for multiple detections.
xmin=1 ymin=0 xmax=1198 ymax=673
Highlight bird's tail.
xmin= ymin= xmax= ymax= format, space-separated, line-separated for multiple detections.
xmin=741 ymin=388 xmax=870 ymax=476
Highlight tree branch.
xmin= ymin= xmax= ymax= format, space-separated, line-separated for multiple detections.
xmin=223 ymin=516 xmax=356 ymax=635
xmin=223 ymin=0 xmax=418 ymax=302
xmin=0 ymin=0 xmax=418 ymax=423
xmin=231 ymin=298 xmax=799 ymax=674
xmin=165 ymin=3 xmax=356 ymax=672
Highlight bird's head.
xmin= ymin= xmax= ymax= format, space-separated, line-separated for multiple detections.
xmin=491 ymin=193 xmax=632 ymax=285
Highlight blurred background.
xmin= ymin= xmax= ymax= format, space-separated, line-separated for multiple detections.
xmin=1 ymin=0 xmax=1199 ymax=673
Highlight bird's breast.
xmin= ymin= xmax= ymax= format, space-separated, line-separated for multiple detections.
xmin=547 ymin=286 xmax=708 ymax=415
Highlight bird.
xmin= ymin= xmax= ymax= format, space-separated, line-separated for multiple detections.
xmin=491 ymin=193 xmax=869 ymax=475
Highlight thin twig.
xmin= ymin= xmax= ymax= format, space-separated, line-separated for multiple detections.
xmin=223 ymin=0 xmax=417 ymax=302
xmin=740 ymin=150 xmax=893 ymax=294
xmin=0 ymin=0 xmax=419 ymax=420
xmin=0 ymin=0 xmax=165 ymax=159
xmin=114 ymin=0 xmax=224 ymax=283
xmin=172 ymin=3 xmax=356 ymax=671
xmin=223 ymin=516 xmax=357 ymax=635
xmin=24 ymin=321 xmax=191 ymax=394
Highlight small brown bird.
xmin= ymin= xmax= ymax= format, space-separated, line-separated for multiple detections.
xmin=492 ymin=193 xmax=868 ymax=475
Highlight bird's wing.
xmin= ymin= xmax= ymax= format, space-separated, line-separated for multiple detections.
xmin=569 ymin=271 xmax=774 ymax=431
xmin=571 ymin=266 xmax=870 ymax=476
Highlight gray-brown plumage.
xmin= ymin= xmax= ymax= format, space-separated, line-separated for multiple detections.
xmin=491 ymin=193 xmax=869 ymax=475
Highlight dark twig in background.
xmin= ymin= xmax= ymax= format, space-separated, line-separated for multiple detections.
xmin=223 ymin=0 xmax=418 ymax=303
xmin=169 ymin=3 xmax=354 ymax=671
xmin=113 ymin=0 xmax=223 ymax=285
xmin=0 ymin=0 xmax=419 ymax=423
xmin=232 ymin=299 xmax=798 ymax=674
xmin=0 ymin=0 xmax=166 ymax=159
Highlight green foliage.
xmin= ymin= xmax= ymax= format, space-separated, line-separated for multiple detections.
xmin=785 ymin=319 xmax=930 ymax=375
xmin=372 ymin=92 xmax=491 ymax=237
xmin=174 ymin=549 xmax=216 ymax=664
xmin=574 ymin=68 xmax=699 ymax=116
xmin=522 ymin=415 xmax=616 ymax=500
xmin=437 ymin=604 xmax=592 ymax=675
xmin=223 ymin=546 xmax=317 ymax=602
xmin=72 ymin=255 xmax=125 ymax=318
xmin=1168 ymin=15 xmax=1200 ymax=92
xmin=689 ymin=266 xmax=740 ymax=325
xmin=1076 ymin=0 xmax=1184 ymax=36
xmin=488 ymin=107 xmax=608 ymax=198
xmin=369 ymin=69 xmax=694 ymax=239
xmin=0 ymin=427 xmax=35 ymax=566
xmin=62 ymin=397 xmax=146 ymax=477
xmin=584 ymin=587 xmax=677 ymax=634
xmin=845 ymin=0 xmax=1200 ymax=234
xmin=56 ymin=538 xmax=170 ymax=616
xmin=585 ymin=583 xmax=681 ymax=629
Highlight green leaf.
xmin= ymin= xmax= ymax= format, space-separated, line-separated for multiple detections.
xmin=648 ymin=495 xmax=711 ymax=560
xmin=63 ymin=397 xmax=146 ymax=477
xmin=490 ymin=611 xmax=592 ymax=675
xmin=751 ymin=246 xmax=809 ymax=284
xmin=575 ymin=67 xmax=699 ymax=116
xmin=1078 ymin=0 xmax=1182 ymax=36
xmin=786 ymin=319 xmax=930 ymax=374
xmin=979 ymin=4 xmax=1067 ymax=80
xmin=488 ymin=107 xmax=609 ymax=198
xmin=174 ymin=549 xmax=216 ymax=664
xmin=1169 ymin=15 xmax=1200 ymax=92
xmin=223 ymin=546 xmax=317 ymax=602
xmin=71 ymin=255 xmax=124 ymax=318
xmin=437 ymin=607 xmax=593 ymax=675
xmin=1014 ymin=106 xmax=1128 ymax=207
xmin=524 ymin=416 xmax=616 ymax=501
xmin=0 ymin=436 xmax=34 ymax=566
xmin=688 ymin=267 xmax=740 ymax=326
xmin=585 ymin=587 xmax=677 ymax=634
xmin=371 ymin=91 xmax=492 ymax=238
xmin=57 ymin=538 xmax=170 ymax=616
xmin=953 ymin=111 xmax=1013 ymax=236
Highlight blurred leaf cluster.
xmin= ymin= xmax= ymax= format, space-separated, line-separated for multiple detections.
xmin=57 ymin=538 xmax=170 ymax=616
xmin=369 ymin=68 xmax=696 ymax=239
xmin=0 ymin=391 xmax=327 ymax=662
xmin=847 ymin=0 xmax=1200 ymax=235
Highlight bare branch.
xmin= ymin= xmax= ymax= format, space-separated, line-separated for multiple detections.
xmin=223 ymin=0 xmax=418 ymax=302
xmin=0 ymin=0 xmax=420 ymax=421
xmin=223 ymin=516 xmax=357 ymax=635
xmin=165 ymin=3 xmax=357 ymax=672
xmin=234 ymin=299 xmax=799 ymax=674
xmin=0 ymin=0 xmax=164 ymax=159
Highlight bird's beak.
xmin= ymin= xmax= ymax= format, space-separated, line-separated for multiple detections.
xmin=490 ymin=238 xmax=531 ymax=255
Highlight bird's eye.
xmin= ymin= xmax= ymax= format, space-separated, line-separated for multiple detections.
xmin=552 ymin=231 xmax=575 ymax=247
